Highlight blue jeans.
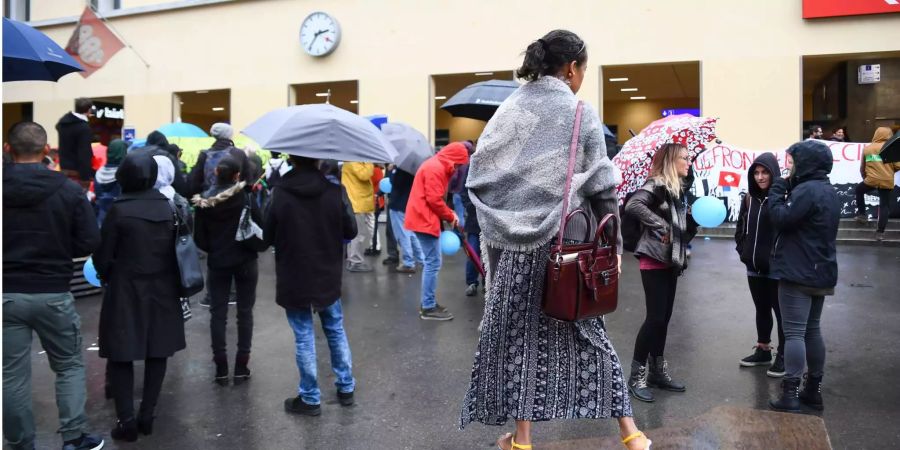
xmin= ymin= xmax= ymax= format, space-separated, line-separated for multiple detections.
xmin=415 ymin=232 xmax=442 ymax=310
xmin=465 ymin=232 xmax=482 ymax=285
xmin=389 ymin=210 xmax=424 ymax=268
xmin=452 ymin=194 xmax=466 ymax=229
xmin=285 ymin=301 xmax=355 ymax=405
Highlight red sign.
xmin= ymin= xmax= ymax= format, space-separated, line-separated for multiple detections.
xmin=65 ymin=8 xmax=125 ymax=78
xmin=803 ymin=0 xmax=900 ymax=19
xmin=718 ymin=171 xmax=741 ymax=188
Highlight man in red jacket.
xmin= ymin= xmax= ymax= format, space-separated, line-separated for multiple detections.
xmin=404 ymin=142 xmax=469 ymax=320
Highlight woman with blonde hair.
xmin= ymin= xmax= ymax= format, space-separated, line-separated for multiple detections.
xmin=625 ymin=143 xmax=697 ymax=403
xmin=460 ymin=29 xmax=650 ymax=450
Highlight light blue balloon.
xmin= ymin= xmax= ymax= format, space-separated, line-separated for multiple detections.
xmin=379 ymin=178 xmax=392 ymax=194
xmin=83 ymin=257 xmax=101 ymax=287
xmin=692 ymin=196 xmax=727 ymax=228
xmin=440 ymin=231 xmax=461 ymax=255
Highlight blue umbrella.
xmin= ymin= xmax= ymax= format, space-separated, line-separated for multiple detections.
xmin=156 ymin=122 xmax=209 ymax=138
xmin=2 ymin=17 xmax=83 ymax=82
xmin=441 ymin=79 xmax=521 ymax=121
xmin=242 ymin=104 xmax=398 ymax=163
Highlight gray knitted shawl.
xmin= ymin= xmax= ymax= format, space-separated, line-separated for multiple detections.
xmin=466 ymin=76 xmax=617 ymax=251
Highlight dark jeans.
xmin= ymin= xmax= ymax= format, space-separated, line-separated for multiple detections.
xmin=108 ymin=358 xmax=167 ymax=421
xmin=855 ymin=182 xmax=892 ymax=232
xmin=465 ymin=232 xmax=481 ymax=286
xmin=633 ymin=268 xmax=679 ymax=363
xmin=384 ymin=207 xmax=399 ymax=259
xmin=209 ymin=259 xmax=258 ymax=357
xmin=747 ymin=276 xmax=784 ymax=350
xmin=778 ymin=282 xmax=826 ymax=381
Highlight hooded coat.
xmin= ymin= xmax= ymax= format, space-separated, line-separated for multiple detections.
xmin=132 ymin=131 xmax=190 ymax=197
xmin=55 ymin=112 xmax=94 ymax=181
xmin=188 ymin=138 xmax=251 ymax=196
xmin=264 ymin=164 xmax=357 ymax=310
xmin=404 ymin=142 xmax=470 ymax=237
xmin=861 ymin=127 xmax=900 ymax=190
xmin=734 ymin=152 xmax=780 ymax=274
xmin=341 ymin=162 xmax=375 ymax=213
xmin=192 ymin=181 xmax=261 ymax=270
xmin=768 ymin=141 xmax=840 ymax=290
xmin=94 ymin=153 xmax=186 ymax=361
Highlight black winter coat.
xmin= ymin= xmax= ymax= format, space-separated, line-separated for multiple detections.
xmin=56 ymin=112 xmax=94 ymax=181
xmin=387 ymin=168 xmax=415 ymax=213
xmin=193 ymin=181 xmax=261 ymax=269
xmin=95 ymin=154 xmax=185 ymax=361
xmin=734 ymin=153 xmax=780 ymax=274
xmin=769 ymin=141 xmax=840 ymax=289
xmin=188 ymin=139 xmax=251 ymax=196
xmin=264 ymin=165 xmax=357 ymax=310
xmin=3 ymin=163 xmax=100 ymax=293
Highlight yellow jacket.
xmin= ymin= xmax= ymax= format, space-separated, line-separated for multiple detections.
xmin=341 ymin=162 xmax=375 ymax=213
xmin=861 ymin=127 xmax=900 ymax=190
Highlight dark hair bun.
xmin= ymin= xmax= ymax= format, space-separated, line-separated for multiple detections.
xmin=516 ymin=30 xmax=586 ymax=81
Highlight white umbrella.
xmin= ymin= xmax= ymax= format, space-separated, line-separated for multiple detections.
xmin=382 ymin=122 xmax=433 ymax=174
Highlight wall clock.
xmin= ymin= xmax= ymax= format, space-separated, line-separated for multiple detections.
xmin=300 ymin=12 xmax=341 ymax=57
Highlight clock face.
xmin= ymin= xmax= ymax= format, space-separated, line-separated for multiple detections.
xmin=300 ymin=12 xmax=341 ymax=57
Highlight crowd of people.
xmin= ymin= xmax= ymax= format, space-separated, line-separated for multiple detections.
xmin=3 ymin=28 xmax=898 ymax=450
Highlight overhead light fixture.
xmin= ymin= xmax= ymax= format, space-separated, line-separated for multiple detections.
xmin=630 ymin=96 xmax=646 ymax=100
xmin=434 ymin=96 xmax=447 ymax=100
xmin=315 ymin=92 xmax=330 ymax=97
xmin=349 ymin=100 xmax=359 ymax=104
xmin=609 ymin=78 xmax=628 ymax=82
xmin=474 ymin=72 xmax=493 ymax=76
xmin=620 ymin=88 xmax=638 ymax=92
xmin=212 ymin=107 xmax=225 ymax=111
xmin=179 ymin=101 xmax=184 ymax=105
xmin=196 ymin=90 xmax=209 ymax=94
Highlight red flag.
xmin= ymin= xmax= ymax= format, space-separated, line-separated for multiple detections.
xmin=65 ymin=8 xmax=125 ymax=78
xmin=718 ymin=171 xmax=741 ymax=187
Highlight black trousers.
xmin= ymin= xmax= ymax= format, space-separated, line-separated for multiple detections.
xmin=208 ymin=259 xmax=258 ymax=357
xmin=855 ymin=182 xmax=892 ymax=233
xmin=747 ymin=275 xmax=784 ymax=349
xmin=633 ymin=268 xmax=679 ymax=363
xmin=108 ymin=358 xmax=168 ymax=421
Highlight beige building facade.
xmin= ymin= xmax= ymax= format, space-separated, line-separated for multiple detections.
xmin=3 ymin=0 xmax=900 ymax=150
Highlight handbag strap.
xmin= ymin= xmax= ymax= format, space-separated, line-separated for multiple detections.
xmin=556 ymin=100 xmax=584 ymax=247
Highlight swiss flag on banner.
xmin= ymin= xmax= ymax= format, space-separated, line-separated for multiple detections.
xmin=65 ymin=8 xmax=125 ymax=78
xmin=718 ymin=171 xmax=741 ymax=188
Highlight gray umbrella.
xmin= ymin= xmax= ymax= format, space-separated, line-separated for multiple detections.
xmin=382 ymin=122 xmax=433 ymax=174
xmin=441 ymin=79 xmax=521 ymax=121
xmin=242 ymin=104 xmax=398 ymax=163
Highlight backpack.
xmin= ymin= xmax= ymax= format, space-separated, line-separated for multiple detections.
xmin=202 ymin=149 xmax=230 ymax=192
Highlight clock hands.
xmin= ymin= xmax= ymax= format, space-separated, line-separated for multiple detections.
xmin=307 ymin=28 xmax=333 ymax=51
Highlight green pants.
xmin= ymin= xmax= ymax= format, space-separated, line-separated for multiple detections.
xmin=3 ymin=292 xmax=87 ymax=449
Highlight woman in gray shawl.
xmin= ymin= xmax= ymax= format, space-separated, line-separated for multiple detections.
xmin=460 ymin=30 xmax=650 ymax=450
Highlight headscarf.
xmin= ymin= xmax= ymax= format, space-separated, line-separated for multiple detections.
xmin=116 ymin=153 xmax=158 ymax=193
xmin=152 ymin=155 xmax=176 ymax=200
xmin=106 ymin=139 xmax=127 ymax=166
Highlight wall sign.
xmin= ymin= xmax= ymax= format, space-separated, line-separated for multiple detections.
xmin=858 ymin=64 xmax=881 ymax=84
xmin=803 ymin=0 xmax=900 ymax=19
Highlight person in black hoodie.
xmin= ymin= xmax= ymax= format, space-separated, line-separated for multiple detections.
xmin=387 ymin=166 xmax=425 ymax=273
xmin=193 ymin=156 xmax=262 ymax=386
xmin=94 ymin=152 xmax=186 ymax=442
xmin=264 ymin=155 xmax=358 ymax=416
xmin=131 ymin=131 xmax=190 ymax=198
xmin=188 ymin=123 xmax=251 ymax=196
xmin=767 ymin=140 xmax=840 ymax=414
xmin=734 ymin=153 xmax=785 ymax=377
xmin=56 ymin=98 xmax=95 ymax=190
xmin=3 ymin=122 xmax=105 ymax=450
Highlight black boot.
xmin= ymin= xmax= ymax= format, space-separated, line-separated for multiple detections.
xmin=648 ymin=356 xmax=686 ymax=392
xmin=214 ymin=354 xmax=229 ymax=386
xmin=234 ymin=353 xmax=251 ymax=385
xmin=799 ymin=373 xmax=824 ymax=411
xmin=137 ymin=402 xmax=155 ymax=436
xmin=628 ymin=360 xmax=654 ymax=402
xmin=769 ymin=377 xmax=802 ymax=412
xmin=111 ymin=418 xmax=138 ymax=442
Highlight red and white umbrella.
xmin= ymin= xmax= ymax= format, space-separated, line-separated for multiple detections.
xmin=612 ymin=114 xmax=718 ymax=203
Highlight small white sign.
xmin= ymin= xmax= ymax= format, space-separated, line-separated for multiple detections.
xmin=858 ymin=64 xmax=881 ymax=84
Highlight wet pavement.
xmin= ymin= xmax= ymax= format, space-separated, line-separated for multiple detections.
xmin=23 ymin=239 xmax=900 ymax=449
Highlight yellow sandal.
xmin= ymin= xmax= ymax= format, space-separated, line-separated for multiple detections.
xmin=496 ymin=432 xmax=533 ymax=450
xmin=622 ymin=431 xmax=652 ymax=450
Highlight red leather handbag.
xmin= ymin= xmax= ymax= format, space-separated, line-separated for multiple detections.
xmin=541 ymin=101 xmax=619 ymax=322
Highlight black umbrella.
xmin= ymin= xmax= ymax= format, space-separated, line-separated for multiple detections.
xmin=440 ymin=79 xmax=520 ymax=122
xmin=879 ymin=130 xmax=900 ymax=163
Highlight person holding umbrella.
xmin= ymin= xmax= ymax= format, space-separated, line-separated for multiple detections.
xmin=855 ymin=127 xmax=900 ymax=242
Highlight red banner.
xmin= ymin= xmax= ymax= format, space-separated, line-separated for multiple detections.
xmin=65 ymin=8 xmax=124 ymax=78
xmin=803 ymin=0 xmax=900 ymax=19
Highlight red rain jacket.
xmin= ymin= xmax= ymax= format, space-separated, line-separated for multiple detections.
xmin=404 ymin=142 xmax=470 ymax=237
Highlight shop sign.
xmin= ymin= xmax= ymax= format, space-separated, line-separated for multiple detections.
xmin=803 ymin=0 xmax=900 ymax=19
xmin=96 ymin=106 xmax=124 ymax=120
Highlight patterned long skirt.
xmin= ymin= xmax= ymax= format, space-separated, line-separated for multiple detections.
xmin=460 ymin=242 xmax=632 ymax=428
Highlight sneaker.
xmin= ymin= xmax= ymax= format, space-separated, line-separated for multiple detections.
xmin=465 ymin=283 xmax=478 ymax=297
xmin=739 ymin=346 xmax=772 ymax=367
xmin=347 ymin=263 xmax=374 ymax=273
xmin=284 ymin=396 xmax=321 ymax=416
xmin=364 ymin=248 xmax=381 ymax=256
xmin=420 ymin=305 xmax=453 ymax=321
xmin=382 ymin=257 xmax=399 ymax=266
xmin=767 ymin=352 xmax=786 ymax=378
xmin=855 ymin=214 xmax=868 ymax=225
xmin=876 ymin=231 xmax=884 ymax=242
xmin=214 ymin=355 xmax=229 ymax=386
xmin=396 ymin=265 xmax=416 ymax=274
xmin=199 ymin=293 xmax=211 ymax=308
xmin=337 ymin=390 xmax=354 ymax=406
xmin=62 ymin=433 xmax=105 ymax=450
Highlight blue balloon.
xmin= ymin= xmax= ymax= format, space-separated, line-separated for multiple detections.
xmin=440 ymin=231 xmax=461 ymax=255
xmin=83 ymin=257 xmax=101 ymax=287
xmin=691 ymin=196 xmax=727 ymax=228
xmin=379 ymin=178 xmax=392 ymax=194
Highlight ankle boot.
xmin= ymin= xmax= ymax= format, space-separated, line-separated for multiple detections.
xmin=799 ymin=373 xmax=824 ymax=411
xmin=137 ymin=405 xmax=155 ymax=435
xmin=214 ymin=354 xmax=229 ymax=386
xmin=233 ymin=353 xmax=251 ymax=385
xmin=648 ymin=356 xmax=686 ymax=392
xmin=111 ymin=418 xmax=138 ymax=442
xmin=628 ymin=360 xmax=654 ymax=402
xmin=769 ymin=377 xmax=802 ymax=412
